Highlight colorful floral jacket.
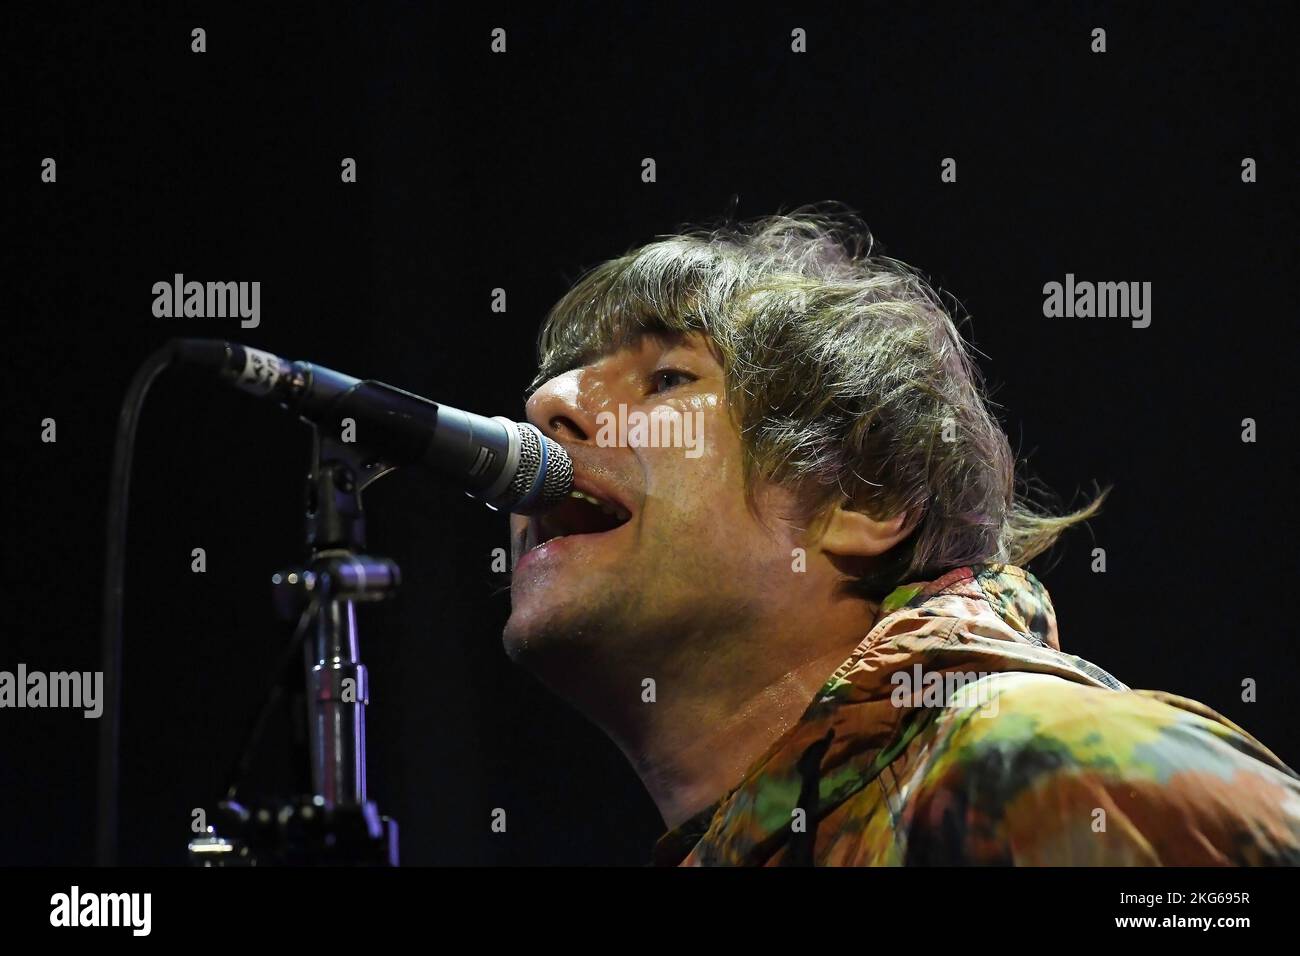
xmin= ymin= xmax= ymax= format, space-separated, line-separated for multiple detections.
xmin=652 ymin=564 xmax=1300 ymax=866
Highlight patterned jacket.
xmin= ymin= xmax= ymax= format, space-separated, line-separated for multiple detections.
xmin=652 ymin=564 xmax=1300 ymax=865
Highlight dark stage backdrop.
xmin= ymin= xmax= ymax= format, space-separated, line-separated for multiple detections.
xmin=6 ymin=4 xmax=1296 ymax=865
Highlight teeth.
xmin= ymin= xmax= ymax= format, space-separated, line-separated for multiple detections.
xmin=570 ymin=489 xmax=630 ymax=523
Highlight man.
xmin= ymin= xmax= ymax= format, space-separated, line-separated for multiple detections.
xmin=503 ymin=207 xmax=1300 ymax=865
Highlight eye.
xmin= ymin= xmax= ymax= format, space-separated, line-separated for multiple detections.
xmin=648 ymin=368 xmax=696 ymax=394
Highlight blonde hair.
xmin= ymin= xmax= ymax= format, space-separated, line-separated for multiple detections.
xmin=532 ymin=203 xmax=1106 ymax=598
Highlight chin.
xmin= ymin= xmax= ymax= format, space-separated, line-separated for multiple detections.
xmin=501 ymin=610 xmax=540 ymax=663
xmin=501 ymin=601 xmax=574 ymax=665
xmin=502 ymin=594 xmax=612 ymax=672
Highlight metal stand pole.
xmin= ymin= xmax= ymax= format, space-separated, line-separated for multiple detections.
xmin=189 ymin=427 xmax=400 ymax=865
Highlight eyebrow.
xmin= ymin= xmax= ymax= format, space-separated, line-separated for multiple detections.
xmin=530 ymin=330 xmax=718 ymax=398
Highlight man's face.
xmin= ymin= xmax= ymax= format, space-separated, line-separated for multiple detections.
xmin=504 ymin=332 xmax=806 ymax=680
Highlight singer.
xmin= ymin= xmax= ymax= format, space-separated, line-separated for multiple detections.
xmin=503 ymin=206 xmax=1300 ymax=866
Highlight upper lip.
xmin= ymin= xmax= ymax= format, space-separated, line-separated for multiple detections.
xmin=570 ymin=468 xmax=633 ymax=519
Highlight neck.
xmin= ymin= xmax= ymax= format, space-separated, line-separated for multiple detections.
xmin=582 ymin=599 xmax=881 ymax=829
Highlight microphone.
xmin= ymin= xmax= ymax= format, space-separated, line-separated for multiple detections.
xmin=170 ymin=338 xmax=572 ymax=514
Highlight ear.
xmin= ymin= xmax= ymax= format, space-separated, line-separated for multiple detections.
xmin=818 ymin=503 xmax=914 ymax=559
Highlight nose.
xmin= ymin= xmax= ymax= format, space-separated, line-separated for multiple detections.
xmin=525 ymin=368 xmax=602 ymax=447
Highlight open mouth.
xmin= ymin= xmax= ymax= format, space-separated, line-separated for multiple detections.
xmin=529 ymin=486 xmax=632 ymax=551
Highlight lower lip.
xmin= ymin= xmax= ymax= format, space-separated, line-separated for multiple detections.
xmin=514 ymin=525 xmax=623 ymax=575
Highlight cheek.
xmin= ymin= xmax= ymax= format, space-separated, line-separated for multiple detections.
xmin=640 ymin=406 xmax=751 ymax=539
xmin=693 ymin=402 xmax=748 ymax=509
xmin=508 ymin=516 xmax=528 ymax=558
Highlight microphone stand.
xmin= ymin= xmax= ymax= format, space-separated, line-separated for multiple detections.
xmin=188 ymin=427 xmax=400 ymax=865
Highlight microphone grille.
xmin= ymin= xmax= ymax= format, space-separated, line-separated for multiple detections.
xmin=506 ymin=425 xmax=573 ymax=513
xmin=539 ymin=434 xmax=574 ymax=505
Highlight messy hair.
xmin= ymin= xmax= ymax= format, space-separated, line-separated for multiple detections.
xmin=530 ymin=203 xmax=1105 ymax=599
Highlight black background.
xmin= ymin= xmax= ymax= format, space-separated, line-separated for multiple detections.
xmin=6 ymin=3 xmax=1296 ymax=866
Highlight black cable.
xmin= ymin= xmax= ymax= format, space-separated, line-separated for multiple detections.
xmin=224 ymin=595 xmax=320 ymax=802
xmin=97 ymin=345 xmax=177 ymax=866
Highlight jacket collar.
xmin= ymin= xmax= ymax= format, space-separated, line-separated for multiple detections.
xmin=652 ymin=563 xmax=1125 ymax=865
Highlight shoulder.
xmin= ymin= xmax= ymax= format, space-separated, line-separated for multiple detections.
xmin=900 ymin=672 xmax=1300 ymax=865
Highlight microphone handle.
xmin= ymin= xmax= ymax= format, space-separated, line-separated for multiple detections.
xmin=170 ymin=338 xmax=561 ymax=512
